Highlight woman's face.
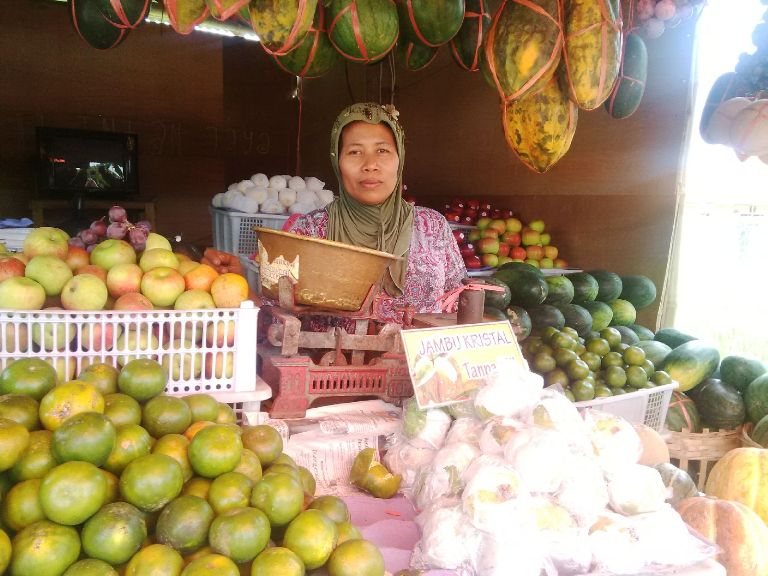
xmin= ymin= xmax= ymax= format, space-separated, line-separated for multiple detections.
xmin=338 ymin=121 xmax=400 ymax=206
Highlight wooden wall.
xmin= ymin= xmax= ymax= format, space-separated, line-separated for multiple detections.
xmin=0 ymin=0 xmax=697 ymax=327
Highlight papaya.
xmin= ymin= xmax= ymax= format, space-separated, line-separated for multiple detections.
xmin=165 ymin=0 xmax=210 ymax=35
xmin=245 ymin=0 xmax=318 ymax=56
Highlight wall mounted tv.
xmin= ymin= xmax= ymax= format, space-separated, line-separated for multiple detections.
xmin=36 ymin=127 xmax=139 ymax=198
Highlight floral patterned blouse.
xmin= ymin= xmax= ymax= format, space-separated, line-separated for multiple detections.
xmin=287 ymin=206 xmax=467 ymax=324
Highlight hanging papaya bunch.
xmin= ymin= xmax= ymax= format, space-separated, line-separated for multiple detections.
xmin=273 ymin=6 xmax=341 ymax=78
xmin=450 ymin=0 xmax=491 ymax=72
xmin=485 ymin=0 xmax=564 ymax=103
xmin=70 ymin=0 xmax=129 ymax=49
xmin=205 ymin=0 xmax=250 ymax=21
xmin=244 ymin=0 xmax=318 ymax=56
xmin=395 ymin=39 xmax=438 ymax=71
xmin=165 ymin=0 xmax=210 ymax=35
xmin=102 ymin=0 xmax=151 ymax=29
xmin=396 ymin=0 xmax=465 ymax=48
xmin=327 ymin=0 xmax=400 ymax=64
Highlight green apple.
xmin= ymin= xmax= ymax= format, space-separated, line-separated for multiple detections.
xmin=115 ymin=327 xmax=160 ymax=366
xmin=61 ymin=274 xmax=109 ymax=311
xmin=139 ymin=248 xmax=180 ymax=272
xmin=91 ymin=240 xmax=137 ymax=271
xmin=140 ymin=267 xmax=185 ymax=307
xmin=528 ymin=219 xmax=546 ymax=233
xmin=174 ymin=289 xmax=215 ymax=310
xmin=145 ymin=232 xmax=172 ymax=252
xmin=23 ymin=227 xmax=70 ymax=259
xmin=0 ymin=277 xmax=46 ymax=310
xmin=25 ymin=255 xmax=73 ymax=296
xmin=539 ymin=233 xmax=551 ymax=246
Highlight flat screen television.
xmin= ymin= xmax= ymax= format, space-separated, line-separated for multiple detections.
xmin=35 ymin=127 xmax=139 ymax=198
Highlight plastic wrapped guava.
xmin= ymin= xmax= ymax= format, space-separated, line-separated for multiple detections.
xmin=462 ymin=455 xmax=531 ymax=533
xmin=412 ymin=441 xmax=480 ymax=510
xmin=533 ymin=389 xmax=591 ymax=450
xmin=472 ymin=532 xmax=553 ymax=576
xmin=583 ymin=409 xmax=643 ymax=472
xmin=526 ymin=496 xmax=592 ymax=575
xmin=445 ymin=417 xmax=484 ymax=446
xmin=607 ymin=464 xmax=667 ymax=516
xmin=473 ymin=367 xmax=543 ymax=422
xmin=555 ymin=454 xmax=610 ymax=528
xmin=478 ymin=419 xmax=519 ymax=455
xmin=401 ymin=397 xmax=451 ymax=450
xmin=382 ymin=435 xmax=437 ymax=494
xmin=503 ymin=427 xmax=572 ymax=494
xmin=410 ymin=501 xmax=480 ymax=572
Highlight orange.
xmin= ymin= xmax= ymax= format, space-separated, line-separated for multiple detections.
xmin=0 ymin=530 xmax=10 ymax=574
xmin=250 ymin=473 xmax=305 ymax=527
xmin=234 ymin=448 xmax=263 ymax=485
xmin=298 ymin=466 xmax=316 ymax=496
xmin=120 ymin=454 xmax=184 ymax=512
xmin=39 ymin=461 xmax=108 ymax=525
xmin=326 ymin=539 xmax=385 ymax=576
xmin=155 ymin=495 xmax=214 ymax=555
xmin=210 ymin=273 xmax=249 ymax=308
xmin=188 ymin=424 xmax=242 ymax=478
xmin=9 ymin=520 xmax=80 ymax=576
xmin=0 ymin=358 xmax=57 ymax=399
xmin=184 ymin=263 xmax=219 ymax=292
xmin=63 ymin=558 xmax=119 ymax=575
xmin=152 ymin=434 xmax=193 ymax=482
xmin=51 ymin=411 xmax=116 ymax=466
xmin=182 ymin=393 xmax=220 ymax=422
xmin=39 ymin=380 xmax=104 ymax=431
xmin=182 ymin=476 xmax=212 ymax=499
xmin=0 ymin=393 xmax=40 ymax=431
xmin=9 ymin=429 xmax=55 ymax=482
xmin=124 ymin=543 xmax=184 ymax=576
xmin=184 ymin=420 xmax=215 ymax=441
xmin=102 ymin=424 xmax=152 ymax=475
xmin=208 ymin=507 xmax=270 ymax=564
xmin=283 ymin=509 xmax=339 ymax=570
xmin=0 ymin=418 xmax=30 ymax=471
xmin=241 ymin=425 xmax=283 ymax=467
xmin=216 ymin=402 xmax=238 ymax=424
xmin=102 ymin=469 xmax=120 ymax=504
xmin=78 ymin=362 xmax=119 ymax=395
xmin=250 ymin=547 xmax=305 ymax=576
xmin=181 ymin=553 xmax=239 ymax=576
xmin=118 ymin=359 xmax=168 ymax=402
xmin=103 ymin=392 xmax=142 ymax=428
xmin=208 ymin=471 xmax=253 ymax=515
xmin=1 ymin=478 xmax=45 ymax=532
xmin=81 ymin=501 xmax=147 ymax=566
xmin=141 ymin=395 xmax=192 ymax=437
xmin=336 ymin=521 xmax=363 ymax=545
xmin=308 ymin=495 xmax=350 ymax=524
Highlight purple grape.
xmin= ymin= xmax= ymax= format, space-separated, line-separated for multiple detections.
xmin=69 ymin=237 xmax=86 ymax=249
xmin=107 ymin=221 xmax=128 ymax=240
xmin=109 ymin=205 xmax=128 ymax=223
xmin=79 ymin=229 xmax=98 ymax=245
xmin=90 ymin=218 xmax=108 ymax=237
xmin=86 ymin=244 xmax=96 ymax=253
xmin=128 ymin=227 xmax=148 ymax=251
xmin=135 ymin=220 xmax=152 ymax=232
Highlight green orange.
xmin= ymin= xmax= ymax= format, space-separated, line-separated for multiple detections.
xmin=188 ymin=424 xmax=243 ymax=478
xmin=250 ymin=547 xmax=305 ymax=576
xmin=0 ymin=478 xmax=45 ymax=532
xmin=0 ymin=418 xmax=30 ymax=472
xmin=250 ymin=472 xmax=305 ymax=527
xmin=0 ymin=358 xmax=57 ymax=399
xmin=63 ymin=558 xmax=119 ymax=575
xmin=39 ymin=380 xmax=104 ymax=431
xmin=9 ymin=429 xmax=55 ymax=482
xmin=234 ymin=448 xmax=263 ymax=484
xmin=208 ymin=471 xmax=253 ymax=515
xmin=118 ymin=359 xmax=168 ymax=402
xmin=155 ymin=495 xmax=214 ymax=555
xmin=124 ymin=543 xmax=184 ymax=576
xmin=10 ymin=520 xmax=80 ymax=576
xmin=241 ymin=424 xmax=283 ymax=466
xmin=0 ymin=394 xmax=40 ymax=431
xmin=326 ymin=538 xmax=385 ymax=576
xmin=102 ymin=423 xmax=152 ymax=475
xmin=39 ymin=460 xmax=108 ymax=525
xmin=216 ymin=402 xmax=238 ymax=424
xmin=141 ymin=395 xmax=192 ymax=437
xmin=81 ymin=501 xmax=147 ymax=565
xmin=182 ymin=394 xmax=220 ymax=422
xmin=52 ymin=411 xmax=116 ymax=466
xmin=120 ymin=453 xmax=184 ymax=512
xmin=209 ymin=507 xmax=271 ymax=564
xmin=308 ymin=495 xmax=350 ymax=523
xmin=152 ymin=433 xmax=193 ymax=481
xmin=103 ymin=392 xmax=142 ymax=428
xmin=78 ymin=363 xmax=119 ymax=395
xmin=181 ymin=553 xmax=239 ymax=576
xmin=283 ymin=509 xmax=339 ymax=569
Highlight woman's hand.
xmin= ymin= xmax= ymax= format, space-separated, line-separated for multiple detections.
xmin=201 ymin=248 xmax=243 ymax=275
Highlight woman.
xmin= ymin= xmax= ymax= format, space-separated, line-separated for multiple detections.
xmin=205 ymin=102 xmax=466 ymax=323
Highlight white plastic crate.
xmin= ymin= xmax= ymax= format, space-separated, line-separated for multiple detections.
xmin=209 ymin=206 xmax=289 ymax=258
xmin=0 ymin=228 xmax=33 ymax=252
xmin=0 ymin=302 xmax=270 ymax=412
xmin=575 ymin=382 xmax=677 ymax=431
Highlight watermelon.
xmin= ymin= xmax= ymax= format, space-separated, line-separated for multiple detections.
xmin=745 ymin=373 xmax=768 ymax=424
xmin=502 ymin=70 xmax=578 ymax=173
xmin=561 ymin=0 xmax=622 ymax=110
xmin=693 ymin=378 xmax=746 ymax=431
xmin=506 ymin=305 xmax=532 ymax=341
xmin=479 ymin=277 xmax=512 ymax=310
xmin=605 ymin=32 xmax=648 ymax=119
xmin=544 ymin=276 xmax=574 ymax=306
xmin=580 ymin=301 xmax=613 ymax=332
xmin=396 ymin=0 xmax=465 ymax=47
xmin=654 ymin=328 xmax=697 ymax=349
xmin=619 ymin=275 xmax=657 ymax=309
xmin=450 ymin=0 xmax=491 ymax=72
xmin=719 ymin=355 xmax=767 ymax=395
xmin=71 ymin=0 xmax=128 ymax=49
xmin=568 ymin=272 xmax=599 ymax=304
xmin=165 ymin=0 xmax=210 ymax=35
xmin=485 ymin=0 xmax=563 ymax=102
xmin=608 ymin=299 xmax=636 ymax=327
xmin=526 ymin=305 xmax=566 ymax=333
xmin=588 ymin=270 xmax=623 ymax=303
xmin=483 ymin=306 xmax=507 ymax=321
xmin=614 ymin=325 xmax=640 ymax=346
xmin=628 ymin=324 xmax=655 ymax=341
xmin=245 ymin=0 xmax=317 ymax=55
xmin=327 ymin=0 xmax=399 ymax=63
xmin=661 ymin=340 xmax=720 ymax=393
xmin=556 ymin=303 xmax=592 ymax=337
xmin=637 ymin=340 xmax=673 ymax=369
xmin=666 ymin=391 xmax=702 ymax=433
xmin=395 ymin=39 xmax=438 ymax=71
xmin=492 ymin=269 xmax=548 ymax=307
xmin=274 ymin=7 xmax=342 ymax=78
xmin=103 ymin=0 xmax=151 ymax=28
xmin=497 ymin=261 xmax=544 ymax=277
xmin=751 ymin=414 xmax=768 ymax=447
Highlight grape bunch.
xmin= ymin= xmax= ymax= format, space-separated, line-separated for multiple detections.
xmin=634 ymin=0 xmax=705 ymax=40
xmin=69 ymin=206 xmax=152 ymax=252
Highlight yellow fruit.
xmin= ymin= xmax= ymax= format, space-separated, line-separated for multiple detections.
xmin=39 ymin=381 xmax=104 ymax=431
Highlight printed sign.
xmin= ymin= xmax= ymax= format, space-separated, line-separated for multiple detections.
xmin=400 ymin=321 xmax=526 ymax=409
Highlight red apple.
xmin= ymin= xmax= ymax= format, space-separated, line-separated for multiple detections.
xmin=521 ymin=228 xmax=541 ymax=246
xmin=444 ymin=212 xmax=462 ymax=223
xmin=490 ymin=209 xmax=502 ymax=219
xmin=463 ymin=255 xmax=482 ymax=269
xmin=443 ymin=203 xmax=452 ymax=212
xmin=501 ymin=232 xmax=521 ymax=247
xmin=468 ymin=230 xmax=482 ymax=242
xmin=476 ymin=237 xmax=500 ymax=255
xmin=543 ymin=246 xmax=558 ymax=260
xmin=114 ymin=292 xmax=154 ymax=310
xmin=476 ymin=217 xmax=492 ymax=230
xmin=510 ymin=247 xmax=527 ymax=260
xmin=0 ymin=256 xmax=26 ymax=282
xmin=497 ymin=256 xmax=513 ymax=267
xmin=488 ymin=219 xmax=507 ymax=235
xmin=461 ymin=216 xmax=475 ymax=226
xmin=76 ymin=265 xmax=108 ymax=284
xmin=450 ymin=199 xmax=465 ymax=210
xmin=554 ymin=258 xmax=569 ymax=269
xmin=480 ymin=202 xmax=492 ymax=212
xmin=478 ymin=209 xmax=490 ymax=219
xmin=452 ymin=230 xmax=466 ymax=244
xmin=504 ymin=217 xmax=523 ymax=233
xmin=481 ymin=229 xmax=500 ymax=239
xmin=107 ymin=263 xmax=144 ymax=299
xmin=459 ymin=243 xmax=476 ymax=258
xmin=526 ymin=245 xmax=544 ymax=260
xmin=65 ymin=247 xmax=90 ymax=271
xmin=0 ymin=277 xmax=46 ymax=310
xmin=528 ymin=219 xmax=546 ymax=233
xmin=462 ymin=207 xmax=478 ymax=220
xmin=481 ymin=254 xmax=499 ymax=268
xmin=466 ymin=199 xmax=480 ymax=211
xmin=500 ymin=209 xmax=514 ymax=219
xmin=496 ymin=243 xmax=511 ymax=258
xmin=81 ymin=323 xmax=122 ymax=351
xmin=204 ymin=351 xmax=234 ymax=379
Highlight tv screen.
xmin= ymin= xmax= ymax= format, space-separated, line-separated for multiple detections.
xmin=36 ymin=127 xmax=139 ymax=197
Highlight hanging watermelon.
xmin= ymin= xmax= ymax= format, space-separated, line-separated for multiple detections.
xmin=244 ymin=0 xmax=318 ymax=56
xmin=327 ymin=0 xmax=399 ymax=64
xmin=396 ymin=0 xmax=465 ymax=48
xmin=70 ymin=0 xmax=128 ymax=50
xmin=485 ymin=0 xmax=563 ymax=102
xmin=605 ymin=33 xmax=648 ymax=119
xmin=101 ymin=0 xmax=150 ymax=29
xmin=450 ymin=0 xmax=490 ymax=72
xmin=273 ymin=7 xmax=341 ymax=78
xmin=165 ymin=0 xmax=210 ymax=35
xmin=561 ymin=0 xmax=622 ymax=111
xmin=395 ymin=39 xmax=438 ymax=71
xmin=205 ymin=0 xmax=249 ymax=21
xmin=502 ymin=69 xmax=578 ymax=173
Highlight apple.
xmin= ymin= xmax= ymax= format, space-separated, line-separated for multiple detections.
xmin=490 ymin=209 xmax=502 ymax=219
xmin=475 ymin=237 xmax=500 ymax=255
xmin=475 ymin=217 xmax=492 ymax=230
xmin=450 ymin=199 xmax=465 ymax=211
xmin=65 ymin=246 xmax=90 ymax=271
xmin=459 ymin=243 xmax=476 ymax=259
xmin=174 ymin=289 xmax=215 ymax=310
xmin=2 ymin=323 xmax=29 ymax=353
xmin=31 ymin=307 xmax=75 ymax=351
xmin=481 ymin=254 xmax=499 ymax=267
xmin=521 ymin=228 xmax=541 ymax=246
xmin=510 ymin=247 xmax=527 ymax=260
xmin=115 ymin=327 xmax=160 ymax=366
xmin=0 ymin=277 xmax=46 ymax=310
xmin=174 ymin=252 xmax=192 ymax=263
xmin=90 ymin=240 xmax=137 ymax=271
xmin=12 ymin=254 xmax=28 ymax=265
xmin=524 ymin=258 xmax=541 ymax=268
xmin=477 ymin=209 xmax=490 ymax=219
xmin=496 ymin=242 xmax=511 ymax=258
xmin=61 ymin=274 xmax=109 ymax=310
xmin=145 ymin=232 xmax=173 ymax=252
xmin=444 ymin=212 xmax=462 ymax=223
xmin=504 ymin=218 xmax=523 ymax=233
xmin=480 ymin=202 xmax=492 ymax=212
xmin=25 ymin=255 xmax=73 ymax=297
xmin=500 ymin=232 xmax=521 ymax=247
xmin=23 ymin=227 xmax=70 ymax=259
xmin=204 ymin=351 xmax=234 ymax=379
xmin=467 ymin=230 xmax=482 ymax=242
xmin=543 ymin=246 xmax=559 ymax=260
xmin=497 ymin=256 xmax=514 ymax=267
xmin=107 ymin=263 xmax=144 ymax=298
xmin=526 ymin=245 xmax=544 ymax=260
xmin=43 ymin=295 xmax=62 ymax=308
xmin=81 ymin=323 xmax=123 ymax=352
xmin=139 ymin=248 xmax=180 ymax=273
xmin=461 ymin=216 xmax=475 ymax=226
xmin=0 ymin=256 xmax=26 ymax=282
xmin=114 ymin=292 xmax=154 ymax=310
xmin=140 ymin=267 xmax=185 ymax=307
xmin=481 ymin=229 xmax=500 ymax=240
xmin=488 ymin=219 xmax=507 ymax=235
xmin=41 ymin=356 xmax=76 ymax=383
xmin=76 ymin=265 xmax=108 ymax=283
xmin=500 ymin=209 xmax=514 ymax=219
xmin=539 ymin=232 xmax=551 ymax=246
xmin=205 ymin=319 xmax=237 ymax=347
xmin=451 ymin=229 xmax=466 ymax=244
xmin=528 ymin=219 xmax=546 ymax=233
xmin=463 ymin=255 xmax=482 ymax=269
xmin=462 ymin=207 xmax=478 ymax=220
xmin=554 ymin=258 xmax=569 ymax=269
xmin=178 ymin=260 xmax=200 ymax=276
xmin=466 ymin=199 xmax=480 ymax=211
xmin=539 ymin=258 xmax=555 ymax=269
xmin=162 ymin=342 xmax=204 ymax=381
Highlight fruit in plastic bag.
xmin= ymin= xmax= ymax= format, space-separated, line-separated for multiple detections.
xmin=607 ymin=464 xmax=667 ymax=515
xmin=462 ymin=455 xmax=531 ymax=532
xmin=504 ymin=427 xmax=572 ymax=493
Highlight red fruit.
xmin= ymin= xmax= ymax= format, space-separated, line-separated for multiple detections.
xmin=463 ymin=255 xmax=482 ymax=269
xmin=526 ymin=245 xmax=544 ymax=260
xmin=462 ymin=208 xmax=478 ymax=219
xmin=466 ymin=199 xmax=480 ymax=211
xmin=480 ymin=202 xmax=492 ymax=212
xmin=476 ymin=238 xmax=500 ymax=255
xmin=450 ymin=199 xmax=465 ymax=210
xmin=510 ymin=247 xmax=527 ymax=260
xmin=490 ymin=209 xmax=502 ymax=219
xmin=80 ymin=229 xmax=99 ymax=245
xmin=444 ymin=212 xmax=462 ymax=223
xmin=452 ymin=230 xmax=466 ymax=244
xmin=459 ymin=243 xmax=476 ymax=258
xmin=109 ymin=206 xmax=128 ymax=223
xmin=497 ymin=243 xmax=511 ymax=258
xmin=478 ymin=209 xmax=490 ymax=219
xmin=481 ymin=229 xmax=500 ymax=239
xmin=554 ymin=258 xmax=569 ymax=269
xmin=500 ymin=209 xmax=514 ymax=219
xmin=481 ymin=254 xmax=499 ymax=268
xmin=90 ymin=219 xmax=108 ymax=237
xmin=461 ymin=216 xmax=475 ymax=225
xmin=501 ymin=232 xmax=521 ymax=247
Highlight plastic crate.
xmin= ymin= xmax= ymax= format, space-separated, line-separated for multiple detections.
xmin=0 ymin=228 xmax=33 ymax=252
xmin=575 ymin=382 xmax=677 ymax=431
xmin=240 ymin=256 xmax=260 ymax=294
xmin=209 ymin=206 xmax=289 ymax=258
xmin=0 ymin=302 xmax=270 ymax=414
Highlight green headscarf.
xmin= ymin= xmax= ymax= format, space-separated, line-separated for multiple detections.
xmin=327 ymin=102 xmax=414 ymax=298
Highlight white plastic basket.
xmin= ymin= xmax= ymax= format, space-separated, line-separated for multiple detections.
xmin=0 ymin=228 xmax=33 ymax=252
xmin=575 ymin=382 xmax=677 ymax=431
xmin=209 ymin=206 xmax=289 ymax=258
xmin=0 ymin=302 xmax=270 ymax=413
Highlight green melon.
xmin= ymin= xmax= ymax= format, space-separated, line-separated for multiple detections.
xmin=397 ymin=0 xmax=465 ymax=47
xmin=699 ymin=71 xmax=751 ymax=143
xmin=70 ymin=0 xmax=128 ymax=49
xmin=745 ymin=373 xmax=768 ymax=425
xmin=450 ymin=0 xmax=491 ymax=71
xmin=205 ymin=0 xmax=249 ymax=22
xmin=588 ymin=270 xmax=623 ymax=302
xmin=526 ymin=305 xmax=566 ymax=333
xmin=505 ymin=305 xmax=532 ymax=341
xmin=693 ymin=378 xmax=746 ymax=431
xmin=751 ymin=414 xmax=768 ymax=447
xmin=661 ymin=340 xmax=720 ymax=393
xmin=497 ymin=261 xmax=544 ymax=277
xmin=653 ymin=463 xmax=697 ymax=505
xmin=608 ymin=299 xmax=636 ymax=326
xmin=580 ymin=300 xmax=613 ymax=331
xmin=619 ymin=275 xmax=657 ymax=309
xmin=665 ymin=392 xmax=702 ymax=433
xmin=628 ymin=324 xmax=655 ymax=341
xmin=395 ymin=39 xmax=438 ymax=71
xmin=481 ymin=277 xmax=512 ymax=310
xmin=637 ymin=340 xmax=673 ymax=369
xmin=544 ymin=276 xmax=575 ymax=306
xmin=166 ymin=0 xmax=210 ymax=35
xmin=492 ymin=269 xmax=548 ymax=307
xmin=273 ymin=7 xmax=342 ymax=78
xmin=556 ymin=303 xmax=592 ymax=337
xmin=328 ymin=0 xmax=399 ymax=64
xmin=614 ymin=325 xmax=640 ymax=346
xmin=719 ymin=355 xmax=767 ymax=395
xmin=568 ymin=272 xmax=599 ymax=304
xmin=605 ymin=32 xmax=648 ymax=119
xmin=654 ymin=327 xmax=697 ymax=349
